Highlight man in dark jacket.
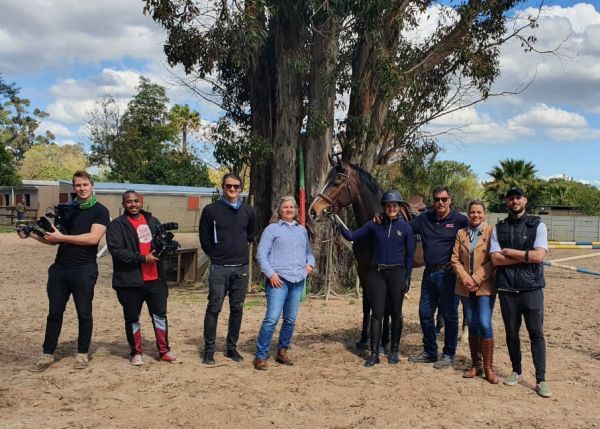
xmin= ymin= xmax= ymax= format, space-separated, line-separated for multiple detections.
xmin=490 ymin=187 xmax=551 ymax=398
xmin=199 ymin=173 xmax=257 ymax=365
xmin=107 ymin=190 xmax=181 ymax=366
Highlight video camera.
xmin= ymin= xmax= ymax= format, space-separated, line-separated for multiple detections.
xmin=153 ymin=222 xmax=180 ymax=259
xmin=16 ymin=201 xmax=79 ymax=237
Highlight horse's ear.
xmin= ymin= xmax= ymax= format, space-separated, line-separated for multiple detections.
xmin=335 ymin=155 xmax=345 ymax=172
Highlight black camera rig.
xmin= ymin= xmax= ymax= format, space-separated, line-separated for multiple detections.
xmin=153 ymin=222 xmax=180 ymax=259
xmin=16 ymin=201 xmax=80 ymax=237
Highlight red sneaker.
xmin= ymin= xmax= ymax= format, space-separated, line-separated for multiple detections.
xmin=160 ymin=351 xmax=182 ymax=364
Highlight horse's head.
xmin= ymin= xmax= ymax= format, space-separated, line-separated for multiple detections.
xmin=308 ymin=155 xmax=356 ymax=221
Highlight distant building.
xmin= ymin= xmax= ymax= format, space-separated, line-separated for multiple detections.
xmin=533 ymin=205 xmax=584 ymax=216
xmin=1 ymin=181 xmax=237 ymax=230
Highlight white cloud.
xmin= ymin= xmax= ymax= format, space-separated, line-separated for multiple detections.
xmin=492 ymin=3 xmax=600 ymax=112
xmin=509 ymin=104 xmax=588 ymax=128
xmin=45 ymin=69 xmax=141 ymax=124
xmin=0 ymin=0 xmax=167 ymax=74
xmin=37 ymin=121 xmax=75 ymax=138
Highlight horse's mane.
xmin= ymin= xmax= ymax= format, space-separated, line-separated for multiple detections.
xmin=348 ymin=163 xmax=383 ymax=196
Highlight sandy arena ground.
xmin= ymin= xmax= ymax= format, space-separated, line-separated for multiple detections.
xmin=1 ymin=232 xmax=599 ymax=428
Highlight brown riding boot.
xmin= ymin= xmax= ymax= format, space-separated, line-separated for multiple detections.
xmin=463 ymin=336 xmax=483 ymax=378
xmin=253 ymin=358 xmax=268 ymax=370
xmin=481 ymin=338 xmax=499 ymax=384
xmin=275 ymin=348 xmax=293 ymax=365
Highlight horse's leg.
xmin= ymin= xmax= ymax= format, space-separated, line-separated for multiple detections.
xmin=356 ymin=263 xmax=370 ymax=351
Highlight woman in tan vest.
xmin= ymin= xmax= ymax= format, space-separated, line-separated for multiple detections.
xmin=451 ymin=200 xmax=498 ymax=383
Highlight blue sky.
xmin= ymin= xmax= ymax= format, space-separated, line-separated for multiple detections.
xmin=1 ymin=0 xmax=599 ymax=185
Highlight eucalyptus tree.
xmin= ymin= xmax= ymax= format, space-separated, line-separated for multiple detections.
xmin=143 ymin=0 xmax=541 ymax=227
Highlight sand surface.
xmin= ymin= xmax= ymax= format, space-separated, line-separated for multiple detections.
xmin=1 ymin=233 xmax=599 ymax=428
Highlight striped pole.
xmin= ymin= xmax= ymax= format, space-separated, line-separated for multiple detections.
xmin=543 ymin=260 xmax=600 ymax=276
xmin=549 ymin=241 xmax=600 ymax=246
xmin=549 ymin=245 xmax=600 ymax=249
xmin=298 ymin=145 xmax=306 ymax=226
xmin=299 ymin=144 xmax=307 ymax=301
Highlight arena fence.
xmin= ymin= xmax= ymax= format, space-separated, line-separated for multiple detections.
xmin=487 ymin=213 xmax=600 ymax=242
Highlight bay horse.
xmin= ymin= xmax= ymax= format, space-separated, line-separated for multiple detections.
xmin=308 ymin=156 xmax=424 ymax=349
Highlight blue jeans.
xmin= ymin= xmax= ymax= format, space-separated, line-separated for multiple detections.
xmin=459 ymin=294 xmax=496 ymax=339
xmin=255 ymin=278 xmax=304 ymax=360
xmin=418 ymin=269 xmax=459 ymax=359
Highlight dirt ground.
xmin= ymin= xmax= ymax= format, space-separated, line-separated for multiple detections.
xmin=0 ymin=232 xmax=599 ymax=429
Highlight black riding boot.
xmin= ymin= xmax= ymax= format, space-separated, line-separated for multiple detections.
xmin=380 ymin=315 xmax=390 ymax=354
xmin=365 ymin=318 xmax=382 ymax=367
xmin=388 ymin=315 xmax=403 ymax=364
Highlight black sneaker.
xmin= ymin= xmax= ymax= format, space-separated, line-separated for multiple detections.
xmin=364 ymin=354 xmax=380 ymax=367
xmin=225 ymin=349 xmax=244 ymax=362
xmin=409 ymin=351 xmax=437 ymax=363
xmin=202 ymin=352 xmax=215 ymax=365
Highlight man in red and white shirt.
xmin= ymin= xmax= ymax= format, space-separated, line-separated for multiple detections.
xmin=107 ymin=190 xmax=181 ymax=365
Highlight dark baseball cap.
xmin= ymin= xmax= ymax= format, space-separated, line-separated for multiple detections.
xmin=505 ymin=187 xmax=525 ymax=198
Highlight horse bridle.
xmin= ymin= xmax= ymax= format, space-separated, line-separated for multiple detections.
xmin=316 ymin=172 xmax=354 ymax=214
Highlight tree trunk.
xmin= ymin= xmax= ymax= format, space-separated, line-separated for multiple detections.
xmin=305 ymin=11 xmax=341 ymax=292
xmin=269 ymin=1 xmax=306 ymax=212
xmin=247 ymin=13 xmax=276 ymax=230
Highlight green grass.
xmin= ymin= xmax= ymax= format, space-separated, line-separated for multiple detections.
xmin=0 ymin=225 xmax=16 ymax=233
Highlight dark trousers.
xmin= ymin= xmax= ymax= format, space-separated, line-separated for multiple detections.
xmin=499 ymin=288 xmax=546 ymax=382
xmin=115 ymin=280 xmax=170 ymax=357
xmin=366 ymin=267 xmax=406 ymax=346
xmin=203 ymin=264 xmax=248 ymax=353
xmin=43 ymin=263 xmax=98 ymax=354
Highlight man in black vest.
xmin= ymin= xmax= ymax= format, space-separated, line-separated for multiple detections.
xmin=490 ymin=187 xmax=552 ymax=398
xmin=199 ymin=173 xmax=257 ymax=365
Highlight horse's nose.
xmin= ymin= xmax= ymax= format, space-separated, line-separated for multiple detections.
xmin=309 ymin=208 xmax=316 ymax=220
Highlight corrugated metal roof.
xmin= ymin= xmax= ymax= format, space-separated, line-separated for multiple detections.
xmin=58 ymin=181 xmax=220 ymax=195
xmin=23 ymin=180 xmax=60 ymax=186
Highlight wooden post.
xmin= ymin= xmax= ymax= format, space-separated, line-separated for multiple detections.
xmin=248 ymin=194 xmax=254 ymax=292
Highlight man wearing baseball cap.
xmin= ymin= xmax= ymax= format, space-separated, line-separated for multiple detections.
xmin=489 ymin=187 xmax=552 ymax=398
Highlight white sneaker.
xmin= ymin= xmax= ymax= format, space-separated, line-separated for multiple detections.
xmin=74 ymin=353 xmax=89 ymax=369
xmin=130 ymin=354 xmax=144 ymax=366
xmin=503 ymin=372 xmax=524 ymax=386
xmin=30 ymin=354 xmax=54 ymax=372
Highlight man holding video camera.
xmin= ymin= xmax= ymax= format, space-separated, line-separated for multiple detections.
xmin=18 ymin=171 xmax=110 ymax=371
xmin=107 ymin=190 xmax=181 ymax=366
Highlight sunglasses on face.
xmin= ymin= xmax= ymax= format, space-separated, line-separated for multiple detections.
xmin=224 ymin=184 xmax=241 ymax=190
xmin=434 ymin=197 xmax=449 ymax=203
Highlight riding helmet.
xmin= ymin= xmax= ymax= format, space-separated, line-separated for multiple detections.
xmin=381 ymin=190 xmax=404 ymax=205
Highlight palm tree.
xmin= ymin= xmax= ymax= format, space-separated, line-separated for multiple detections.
xmin=169 ymin=104 xmax=201 ymax=154
xmin=484 ymin=159 xmax=539 ymax=212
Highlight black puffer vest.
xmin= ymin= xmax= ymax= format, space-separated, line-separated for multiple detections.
xmin=495 ymin=214 xmax=545 ymax=293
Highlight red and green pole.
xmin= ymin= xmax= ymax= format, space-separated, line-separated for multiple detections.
xmin=299 ymin=144 xmax=308 ymax=300
xmin=298 ymin=144 xmax=306 ymax=226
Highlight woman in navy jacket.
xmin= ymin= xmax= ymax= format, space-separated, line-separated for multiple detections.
xmin=337 ymin=190 xmax=415 ymax=367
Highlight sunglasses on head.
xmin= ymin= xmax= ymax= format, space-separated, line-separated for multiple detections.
xmin=434 ymin=197 xmax=449 ymax=202
xmin=224 ymin=184 xmax=241 ymax=190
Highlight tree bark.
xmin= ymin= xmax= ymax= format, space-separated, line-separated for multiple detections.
xmin=269 ymin=0 xmax=306 ymax=212
xmin=305 ymin=11 xmax=341 ymax=292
